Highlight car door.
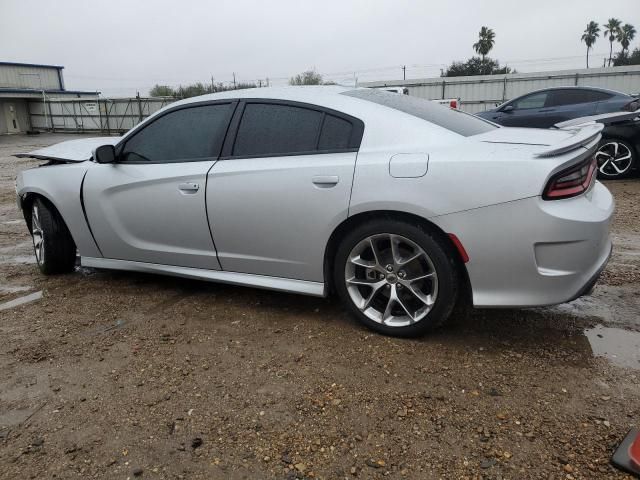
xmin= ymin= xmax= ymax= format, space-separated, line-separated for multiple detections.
xmin=494 ymin=91 xmax=551 ymax=128
xmin=543 ymin=89 xmax=600 ymax=125
xmin=206 ymin=100 xmax=364 ymax=282
xmin=83 ymin=101 xmax=235 ymax=269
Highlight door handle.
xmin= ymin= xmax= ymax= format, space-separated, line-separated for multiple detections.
xmin=178 ymin=182 xmax=200 ymax=193
xmin=312 ymin=175 xmax=339 ymax=188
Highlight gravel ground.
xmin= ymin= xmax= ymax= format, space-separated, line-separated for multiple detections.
xmin=0 ymin=134 xmax=639 ymax=480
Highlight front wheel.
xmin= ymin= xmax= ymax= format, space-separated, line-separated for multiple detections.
xmin=30 ymin=198 xmax=76 ymax=274
xmin=333 ymin=219 xmax=459 ymax=337
xmin=595 ymin=139 xmax=635 ymax=179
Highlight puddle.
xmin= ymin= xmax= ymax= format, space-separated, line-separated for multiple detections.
xmin=546 ymin=285 xmax=640 ymax=329
xmin=0 ymin=291 xmax=43 ymax=312
xmin=585 ymin=325 xmax=640 ymax=370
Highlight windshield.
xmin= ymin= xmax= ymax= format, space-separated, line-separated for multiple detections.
xmin=342 ymin=88 xmax=497 ymax=137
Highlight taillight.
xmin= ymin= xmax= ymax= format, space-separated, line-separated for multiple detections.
xmin=622 ymin=99 xmax=640 ymax=112
xmin=542 ymin=157 xmax=597 ymax=200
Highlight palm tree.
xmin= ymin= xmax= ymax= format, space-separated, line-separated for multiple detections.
xmin=604 ymin=18 xmax=622 ymax=66
xmin=617 ymin=23 xmax=637 ymax=56
xmin=581 ymin=21 xmax=600 ymax=68
xmin=473 ymin=26 xmax=496 ymax=62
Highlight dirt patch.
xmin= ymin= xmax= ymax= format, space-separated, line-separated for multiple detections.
xmin=0 ymin=134 xmax=639 ymax=479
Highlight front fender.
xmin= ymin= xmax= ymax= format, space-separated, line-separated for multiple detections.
xmin=17 ymin=163 xmax=102 ymax=258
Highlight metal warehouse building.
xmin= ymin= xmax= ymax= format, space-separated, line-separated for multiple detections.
xmin=0 ymin=61 xmax=97 ymax=134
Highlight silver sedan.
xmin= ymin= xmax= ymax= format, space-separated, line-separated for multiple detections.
xmin=16 ymin=86 xmax=613 ymax=336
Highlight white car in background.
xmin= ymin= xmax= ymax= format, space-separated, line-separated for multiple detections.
xmin=16 ymin=86 xmax=612 ymax=337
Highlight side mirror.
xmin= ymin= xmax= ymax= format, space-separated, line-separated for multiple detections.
xmin=501 ymin=105 xmax=515 ymax=113
xmin=93 ymin=144 xmax=116 ymax=164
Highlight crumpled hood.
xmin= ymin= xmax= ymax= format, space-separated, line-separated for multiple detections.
xmin=15 ymin=136 xmax=121 ymax=162
xmin=474 ymin=123 xmax=603 ymax=157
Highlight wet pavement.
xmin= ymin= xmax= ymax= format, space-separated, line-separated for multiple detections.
xmin=0 ymin=134 xmax=639 ymax=479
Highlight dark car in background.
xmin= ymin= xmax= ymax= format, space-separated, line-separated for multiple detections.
xmin=477 ymin=86 xmax=638 ymax=128
xmin=556 ymin=112 xmax=640 ymax=179
xmin=477 ymin=87 xmax=640 ymax=179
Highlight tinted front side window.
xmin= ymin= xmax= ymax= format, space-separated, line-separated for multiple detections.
xmin=341 ymin=89 xmax=496 ymax=137
xmin=512 ymin=92 xmax=548 ymax=109
xmin=233 ymin=103 xmax=323 ymax=156
xmin=122 ymin=103 xmax=232 ymax=162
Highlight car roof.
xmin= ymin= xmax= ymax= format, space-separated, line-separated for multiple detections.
xmin=515 ymin=86 xmax=630 ymax=98
xmin=170 ymin=85 xmax=354 ymax=108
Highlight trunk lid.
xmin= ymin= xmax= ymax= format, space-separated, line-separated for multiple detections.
xmin=15 ymin=136 xmax=121 ymax=162
xmin=474 ymin=123 xmax=603 ymax=157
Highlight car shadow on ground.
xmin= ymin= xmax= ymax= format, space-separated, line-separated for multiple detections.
xmin=81 ymin=267 xmax=599 ymax=366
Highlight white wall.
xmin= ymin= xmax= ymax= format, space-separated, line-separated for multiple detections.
xmin=361 ymin=65 xmax=640 ymax=113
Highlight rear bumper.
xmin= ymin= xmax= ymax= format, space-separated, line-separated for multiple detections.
xmin=432 ymin=181 xmax=614 ymax=307
xmin=565 ymin=242 xmax=611 ymax=302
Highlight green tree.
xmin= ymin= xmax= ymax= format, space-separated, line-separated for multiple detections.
xmin=581 ymin=21 xmax=600 ymax=68
xmin=442 ymin=57 xmax=514 ymax=77
xmin=617 ymin=23 xmax=637 ymax=56
xmin=149 ymin=80 xmax=257 ymax=98
xmin=613 ymin=47 xmax=640 ymax=66
xmin=149 ymin=85 xmax=175 ymax=97
xmin=289 ymin=70 xmax=324 ymax=85
xmin=472 ymin=26 xmax=496 ymax=61
xmin=604 ymin=18 xmax=622 ymax=66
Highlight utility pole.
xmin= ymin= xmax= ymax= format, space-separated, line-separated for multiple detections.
xmin=211 ymin=75 xmax=215 ymax=92
xmin=232 ymin=72 xmax=236 ymax=89
xmin=266 ymin=77 xmax=269 ymax=87
xmin=402 ymin=65 xmax=406 ymax=81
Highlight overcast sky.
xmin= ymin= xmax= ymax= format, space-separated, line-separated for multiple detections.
xmin=1 ymin=0 xmax=638 ymax=96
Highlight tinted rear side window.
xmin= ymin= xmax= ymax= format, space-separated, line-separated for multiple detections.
xmin=341 ymin=89 xmax=496 ymax=137
xmin=319 ymin=114 xmax=352 ymax=150
xmin=546 ymin=89 xmax=612 ymax=107
xmin=233 ymin=103 xmax=323 ymax=156
xmin=122 ymin=103 xmax=232 ymax=162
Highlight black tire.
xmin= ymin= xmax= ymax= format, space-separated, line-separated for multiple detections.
xmin=595 ymin=139 xmax=636 ymax=180
xmin=30 ymin=198 xmax=76 ymax=275
xmin=333 ymin=218 xmax=459 ymax=337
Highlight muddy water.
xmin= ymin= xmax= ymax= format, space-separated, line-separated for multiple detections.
xmin=585 ymin=325 xmax=640 ymax=370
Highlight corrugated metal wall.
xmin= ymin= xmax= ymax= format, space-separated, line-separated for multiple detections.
xmin=362 ymin=65 xmax=640 ymax=114
xmin=0 ymin=65 xmax=61 ymax=90
xmin=28 ymin=97 xmax=175 ymax=133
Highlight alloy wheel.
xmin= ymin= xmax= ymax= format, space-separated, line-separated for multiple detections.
xmin=595 ymin=142 xmax=633 ymax=178
xmin=32 ymin=204 xmax=44 ymax=265
xmin=344 ymin=233 xmax=438 ymax=327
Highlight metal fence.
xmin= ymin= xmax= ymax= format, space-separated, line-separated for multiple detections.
xmin=28 ymin=96 xmax=176 ymax=134
xmin=361 ymin=65 xmax=640 ymax=113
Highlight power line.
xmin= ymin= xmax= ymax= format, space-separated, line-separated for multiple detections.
xmin=65 ymin=51 xmax=618 ymax=94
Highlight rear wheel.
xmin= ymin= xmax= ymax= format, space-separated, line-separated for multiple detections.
xmin=333 ymin=219 xmax=458 ymax=337
xmin=30 ymin=198 xmax=76 ymax=274
xmin=595 ymin=139 xmax=635 ymax=179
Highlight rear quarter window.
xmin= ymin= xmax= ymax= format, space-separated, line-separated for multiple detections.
xmin=341 ymin=89 xmax=496 ymax=137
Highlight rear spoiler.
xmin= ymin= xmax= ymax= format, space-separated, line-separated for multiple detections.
xmin=554 ymin=111 xmax=640 ymax=129
xmin=535 ymin=123 xmax=603 ymax=158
